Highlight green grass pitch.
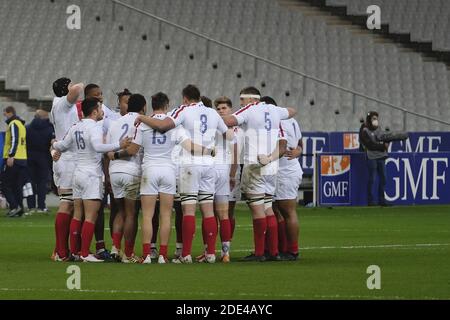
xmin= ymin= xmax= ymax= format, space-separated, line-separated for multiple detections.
xmin=0 ymin=204 xmax=449 ymax=300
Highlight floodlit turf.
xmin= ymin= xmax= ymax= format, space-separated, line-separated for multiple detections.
xmin=0 ymin=204 xmax=449 ymax=300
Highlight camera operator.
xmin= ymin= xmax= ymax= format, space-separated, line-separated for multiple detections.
xmin=359 ymin=111 xmax=390 ymax=206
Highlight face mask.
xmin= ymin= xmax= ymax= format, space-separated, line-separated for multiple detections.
xmin=372 ymin=120 xmax=379 ymax=127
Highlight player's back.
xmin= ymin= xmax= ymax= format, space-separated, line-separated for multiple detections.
xmin=107 ymin=112 xmax=142 ymax=176
xmin=182 ymin=103 xmax=223 ymax=148
xmin=70 ymin=119 xmax=104 ymax=176
xmin=235 ymin=102 xmax=288 ymax=163
xmin=279 ymin=118 xmax=302 ymax=173
xmin=137 ymin=114 xmax=186 ymax=168
xmin=50 ymin=96 xmax=79 ymax=141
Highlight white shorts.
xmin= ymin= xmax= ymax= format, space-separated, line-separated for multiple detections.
xmin=73 ymin=171 xmax=104 ymax=200
xmin=140 ymin=166 xmax=177 ymax=196
xmin=215 ymin=167 xmax=230 ymax=197
xmin=110 ymin=172 xmax=140 ymax=200
xmin=241 ymin=164 xmax=276 ymax=195
xmin=53 ymin=159 xmax=75 ymax=190
xmin=275 ymin=170 xmax=303 ymax=201
xmin=179 ymin=164 xmax=216 ymax=194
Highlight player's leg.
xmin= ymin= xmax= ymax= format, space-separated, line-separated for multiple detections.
xmin=173 ymin=168 xmax=183 ymax=258
xmin=175 ymin=165 xmax=199 ymax=263
xmin=241 ymin=164 xmax=266 ymax=261
xmin=111 ymin=197 xmax=124 ymax=260
xmin=264 ymin=194 xmax=280 ymax=260
xmin=68 ymin=198 xmax=84 ymax=260
xmin=94 ymin=199 xmax=108 ymax=258
xmin=272 ymin=202 xmax=288 ymax=255
xmin=150 ymin=201 xmax=160 ymax=259
xmin=228 ymin=201 xmax=236 ymax=239
xmin=277 ymin=199 xmax=299 ymax=260
xmin=158 ymin=193 xmax=174 ymax=263
xmin=80 ymin=199 xmax=103 ymax=262
xmin=275 ymin=172 xmax=301 ymax=260
xmin=198 ymin=166 xmax=217 ymax=263
xmin=53 ymin=160 xmax=75 ymax=261
xmin=173 ymin=194 xmax=183 ymax=258
xmin=214 ymin=168 xmax=232 ymax=262
xmin=141 ymin=195 xmax=157 ymax=264
xmin=121 ymin=174 xmax=141 ymax=263
xmin=109 ymin=172 xmax=125 ymax=260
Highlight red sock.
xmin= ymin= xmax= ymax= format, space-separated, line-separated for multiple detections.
xmin=230 ymin=217 xmax=236 ymax=239
xmin=203 ymin=216 xmax=218 ymax=255
xmin=96 ymin=240 xmax=105 ymax=252
xmin=69 ymin=219 xmax=82 ymax=255
xmin=159 ymin=245 xmax=168 ymax=258
xmin=253 ymin=218 xmax=267 ymax=256
xmin=266 ymin=215 xmax=279 ymax=256
xmin=112 ymin=232 xmax=123 ymax=250
xmin=219 ymin=219 xmax=231 ymax=242
xmin=288 ymin=241 xmax=299 ymax=255
xmin=175 ymin=208 xmax=183 ymax=243
xmin=181 ymin=215 xmax=195 ymax=257
xmin=278 ymin=220 xmax=288 ymax=254
xmin=125 ymin=240 xmax=134 ymax=257
xmin=143 ymin=243 xmax=151 ymax=257
xmin=55 ymin=212 xmax=71 ymax=258
xmin=81 ymin=221 xmax=95 ymax=257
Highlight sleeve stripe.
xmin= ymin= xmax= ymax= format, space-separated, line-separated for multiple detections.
xmin=279 ymin=124 xmax=285 ymax=137
xmin=173 ymin=106 xmax=187 ymax=119
xmin=133 ymin=124 xmax=140 ymax=140
xmin=234 ymin=104 xmax=252 ymax=116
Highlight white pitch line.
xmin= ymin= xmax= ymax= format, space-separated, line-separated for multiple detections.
xmin=1 ymin=287 xmax=431 ymax=300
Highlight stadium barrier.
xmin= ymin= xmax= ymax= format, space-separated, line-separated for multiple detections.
xmin=315 ymin=152 xmax=450 ymax=206
xmin=301 ymin=132 xmax=450 ymax=175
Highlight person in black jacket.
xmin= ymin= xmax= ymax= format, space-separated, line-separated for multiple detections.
xmin=359 ymin=111 xmax=390 ymax=206
xmin=25 ymin=109 xmax=55 ymax=213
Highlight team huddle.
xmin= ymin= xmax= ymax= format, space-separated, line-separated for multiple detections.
xmin=50 ymin=78 xmax=303 ymax=264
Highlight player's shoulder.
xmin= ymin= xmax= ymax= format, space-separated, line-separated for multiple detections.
xmin=52 ymin=96 xmax=70 ymax=109
xmin=169 ymin=105 xmax=187 ymax=118
xmin=235 ymin=102 xmax=258 ymax=115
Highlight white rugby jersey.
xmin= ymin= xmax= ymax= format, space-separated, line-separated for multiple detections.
xmin=169 ymin=102 xmax=228 ymax=165
xmin=134 ymin=114 xmax=189 ymax=168
xmin=214 ymin=131 xmax=236 ymax=168
xmin=233 ymin=102 xmax=289 ymax=164
xmin=279 ymin=118 xmax=303 ymax=175
xmin=54 ymin=119 xmax=120 ymax=176
xmin=50 ymin=96 xmax=80 ymax=159
xmin=106 ymin=112 xmax=142 ymax=176
xmin=98 ymin=104 xmax=120 ymax=137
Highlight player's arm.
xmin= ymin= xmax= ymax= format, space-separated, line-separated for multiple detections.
xmin=108 ymin=142 xmax=141 ymax=160
xmin=66 ymin=83 xmax=84 ymax=105
xmin=222 ymin=115 xmax=239 ymax=127
xmin=258 ymin=139 xmax=287 ymax=165
xmin=108 ymin=124 xmax=143 ymax=160
xmin=286 ymin=107 xmax=297 ymax=119
xmin=52 ymin=127 xmax=75 ymax=153
xmin=285 ymin=139 xmax=303 ymax=160
xmin=135 ymin=115 xmax=175 ymax=133
xmin=230 ymin=142 xmax=238 ymax=187
xmin=90 ymin=126 xmax=131 ymax=153
xmin=179 ymin=139 xmax=214 ymax=157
